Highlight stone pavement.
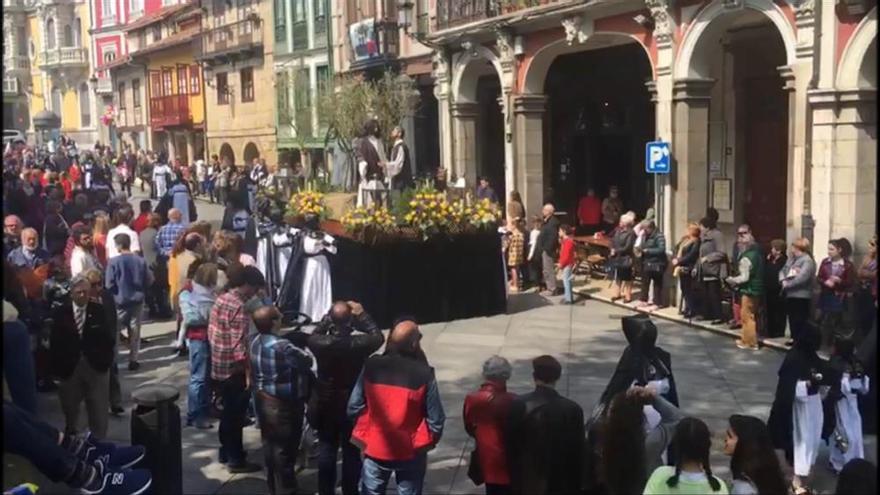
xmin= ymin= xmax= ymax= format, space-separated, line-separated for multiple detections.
xmin=6 ymin=295 xmax=875 ymax=494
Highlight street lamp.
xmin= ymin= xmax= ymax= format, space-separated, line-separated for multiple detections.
xmin=396 ymin=0 xmax=442 ymax=50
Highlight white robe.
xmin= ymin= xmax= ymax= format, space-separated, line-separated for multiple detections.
xmin=792 ymin=380 xmax=824 ymax=477
xmin=153 ymin=164 xmax=171 ymax=197
xmin=357 ymin=136 xmax=388 ymax=208
xmin=299 ymin=233 xmax=336 ymax=322
xmin=830 ymin=373 xmax=870 ymax=471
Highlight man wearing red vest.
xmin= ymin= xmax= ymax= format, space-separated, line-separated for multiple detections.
xmin=348 ymin=317 xmax=446 ymax=495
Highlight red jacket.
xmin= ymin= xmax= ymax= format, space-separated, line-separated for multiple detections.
xmin=350 ymin=353 xmax=444 ymax=461
xmin=558 ymin=238 xmax=576 ymax=268
xmin=132 ymin=213 xmax=150 ymax=234
xmin=463 ymin=381 xmax=516 ymax=485
xmin=577 ymin=196 xmax=601 ymax=226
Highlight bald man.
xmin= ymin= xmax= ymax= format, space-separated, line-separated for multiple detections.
xmin=155 ymin=208 xmax=186 ymax=258
xmin=249 ymin=304 xmax=314 ymax=491
xmin=348 ymin=317 xmax=445 ymax=495
xmin=537 ymin=203 xmax=561 ymax=296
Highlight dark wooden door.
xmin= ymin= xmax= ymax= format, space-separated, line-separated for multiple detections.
xmin=744 ymin=76 xmax=788 ymax=244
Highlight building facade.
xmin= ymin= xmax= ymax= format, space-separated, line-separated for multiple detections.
xmin=330 ymin=0 xmax=439 ymax=176
xmin=89 ymin=0 xmax=168 ymax=147
xmin=3 ymin=0 xmax=98 ymax=146
xmin=200 ymin=0 xmax=277 ymax=168
xmin=424 ymin=0 xmax=876 ymax=260
xmin=274 ymin=0 xmax=332 ymax=170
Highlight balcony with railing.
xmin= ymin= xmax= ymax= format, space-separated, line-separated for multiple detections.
xmin=348 ymin=20 xmax=400 ymax=72
xmin=198 ymin=14 xmax=264 ymax=65
xmin=435 ymin=0 xmax=568 ymax=30
xmin=3 ymin=0 xmax=29 ymax=12
xmin=5 ymin=55 xmax=30 ymax=73
xmin=40 ymin=47 xmax=89 ymax=70
xmin=149 ymin=94 xmax=191 ymax=129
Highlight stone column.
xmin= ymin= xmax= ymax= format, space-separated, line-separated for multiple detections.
xmin=779 ymin=63 xmax=812 ymax=243
xmin=513 ymin=94 xmax=547 ymax=219
xmin=671 ymin=78 xmax=715 ymax=243
xmin=451 ymin=102 xmax=479 ymax=187
xmin=433 ymin=51 xmax=454 ymax=177
xmin=809 ymin=88 xmax=877 ymax=260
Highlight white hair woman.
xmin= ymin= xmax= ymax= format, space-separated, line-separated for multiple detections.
xmin=610 ymin=212 xmax=637 ymax=303
xmin=463 ymin=356 xmax=516 ymax=494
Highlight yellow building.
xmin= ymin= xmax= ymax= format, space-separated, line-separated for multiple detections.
xmin=3 ymin=0 xmax=98 ymax=145
xmin=120 ymin=2 xmax=206 ymax=164
xmin=199 ymin=0 xmax=276 ymax=168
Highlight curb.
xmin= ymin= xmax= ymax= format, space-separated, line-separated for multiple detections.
xmin=575 ymin=287 xmax=790 ymax=353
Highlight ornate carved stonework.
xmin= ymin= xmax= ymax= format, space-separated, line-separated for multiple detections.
xmin=794 ymin=0 xmax=815 ymax=20
xmin=645 ymin=0 xmax=674 ymax=48
xmin=561 ymin=16 xmax=589 ymax=45
xmin=432 ymin=50 xmax=449 ymax=76
xmin=495 ymin=28 xmax=514 ymax=61
xmin=460 ymin=39 xmax=478 ymax=58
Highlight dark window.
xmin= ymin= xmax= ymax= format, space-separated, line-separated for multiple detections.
xmin=240 ymin=67 xmax=254 ymax=102
xmin=132 ymin=78 xmax=141 ymax=107
xmin=177 ymin=65 xmax=188 ymax=95
xmin=162 ymin=69 xmax=173 ymax=95
xmin=190 ymin=65 xmax=201 ymax=95
xmin=274 ymin=0 xmax=286 ymax=42
xmin=217 ymin=72 xmax=228 ymax=105
xmin=118 ymin=82 xmax=127 ymax=110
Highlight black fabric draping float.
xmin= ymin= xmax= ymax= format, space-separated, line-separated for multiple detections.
xmin=329 ymin=232 xmax=507 ymax=329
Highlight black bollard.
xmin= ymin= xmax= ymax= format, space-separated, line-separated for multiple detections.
xmin=131 ymin=384 xmax=183 ymax=494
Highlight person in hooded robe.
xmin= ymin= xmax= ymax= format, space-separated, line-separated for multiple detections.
xmin=856 ymin=321 xmax=877 ymax=434
xmin=822 ymin=335 xmax=870 ymax=474
xmin=152 ymin=154 xmax=172 ymax=199
xmin=167 ymin=172 xmax=197 ymax=227
xmin=355 ymin=120 xmax=387 ymax=208
xmin=767 ymin=322 xmax=832 ymax=494
xmin=298 ymin=215 xmax=336 ymax=323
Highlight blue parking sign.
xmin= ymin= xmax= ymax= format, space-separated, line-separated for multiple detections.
xmin=645 ymin=141 xmax=671 ymax=174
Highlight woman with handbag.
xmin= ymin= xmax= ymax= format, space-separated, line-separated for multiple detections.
xmin=609 ymin=212 xmax=637 ymax=303
xmin=463 ymin=356 xmax=516 ymax=495
xmin=634 ymin=220 xmax=668 ymax=310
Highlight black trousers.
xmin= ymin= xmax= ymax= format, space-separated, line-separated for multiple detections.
xmin=679 ymin=274 xmax=696 ymax=315
xmin=785 ymin=297 xmax=811 ymax=342
xmin=700 ymin=279 xmax=723 ymax=320
xmin=639 ymin=270 xmax=665 ymax=307
xmin=255 ymin=390 xmax=304 ymax=495
xmin=765 ymin=292 xmax=787 ymax=338
xmin=219 ymin=373 xmax=250 ymax=465
xmin=856 ymin=287 xmax=877 ymax=340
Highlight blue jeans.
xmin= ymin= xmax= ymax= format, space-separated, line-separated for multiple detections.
xmin=562 ymin=265 xmax=574 ymax=302
xmin=4 ymin=320 xmax=37 ymax=415
xmin=360 ymin=454 xmax=427 ymax=495
xmin=186 ymin=339 xmax=210 ymax=424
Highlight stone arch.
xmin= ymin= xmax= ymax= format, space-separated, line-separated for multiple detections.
xmin=674 ymin=0 xmax=797 ymax=79
xmin=242 ymin=142 xmax=260 ymax=164
xmin=451 ymin=44 xmax=504 ymax=103
xmin=837 ymin=7 xmax=877 ymax=89
xmin=521 ymin=32 xmax=655 ymax=95
xmin=219 ymin=142 xmax=235 ymax=166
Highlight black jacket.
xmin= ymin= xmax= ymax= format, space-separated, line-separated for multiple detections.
xmin=675 ymin=238 xmax=701 ymax=271
xmin=49 ymin=301 xmax=115 ymax=379
xmin=306 ymin=312 xmax=384 ymax=433
xmin=537 ymin=215 xmax=560 ymax=258
xmin=507 ymin=385 xmax=585 ymax=495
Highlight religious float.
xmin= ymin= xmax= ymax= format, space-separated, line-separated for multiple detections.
xmin=262 ymin=182 xmax=508 ymax=329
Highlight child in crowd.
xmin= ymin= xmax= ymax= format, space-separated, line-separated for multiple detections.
xmin=643 ymin=417 xmax=728 ymax=494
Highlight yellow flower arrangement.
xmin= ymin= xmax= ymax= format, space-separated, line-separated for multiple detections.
xmin=287 ymin=190 xmax=327 ymax=219
xmin=341 ymin=205 xmax=396 ymax=233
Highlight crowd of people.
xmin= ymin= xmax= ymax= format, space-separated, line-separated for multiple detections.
xmin=3 ymin=135 xmax=878 ymax=495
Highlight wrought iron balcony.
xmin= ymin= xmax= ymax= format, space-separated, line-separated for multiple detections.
xmin=149 ymin=94 xmax=191 ymax=129
xmin=40 ymin=47 xmax=89 ymax=70
xmin=198 ymin=15 xmax=264 ymax=65
xmin=95 ymin=77 xmax=113 ymax=95
xmin=435 ymin=0 xmax=566 ymax=30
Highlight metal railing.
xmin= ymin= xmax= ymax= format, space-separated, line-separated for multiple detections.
xmin=201 ymin=15 xmax=263 ymax=58
xmin=149 ymin=94 xmax=190 ymax=128
xmin=133 ymin=107 xmax=143 ymax=126
xmin=42 ymin=47 xmax=88 ymax=66
xmin=435 ymin=0 xmax=562 ymax=30
xmin=5 ymin=55 xmax=30 ymax=71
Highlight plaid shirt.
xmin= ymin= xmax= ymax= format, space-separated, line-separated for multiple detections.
xmin=248 ymin=333 xmax=312 ymax=401
xmin=155 ymin=222 xmax=186 ymax=257
xmin=208 ymin=289 xmax=249 ymax=381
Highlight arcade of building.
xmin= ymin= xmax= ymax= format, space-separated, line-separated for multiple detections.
xmin=429 ymin=0 xmax=877 ymax=259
